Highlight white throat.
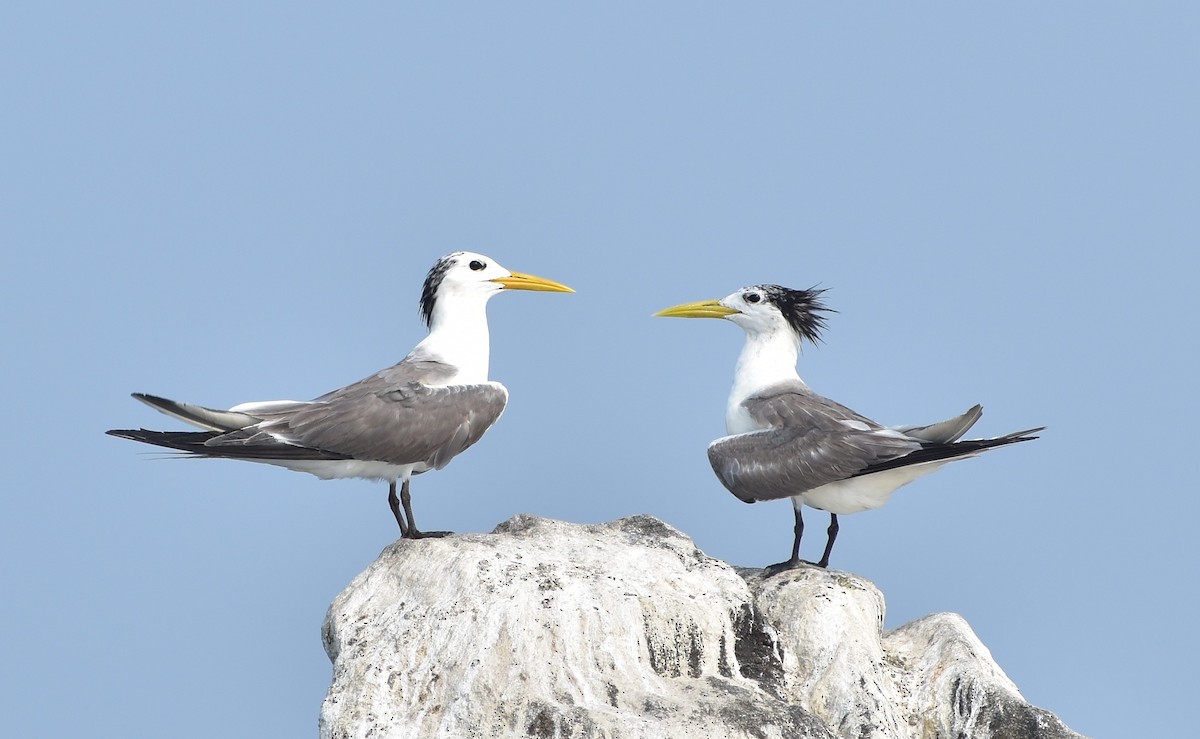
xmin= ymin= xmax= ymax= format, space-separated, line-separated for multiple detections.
xmin=407 ymin=292 xmax=492 ymax=384
xmin=726 ymin=327 xmax=805 ymax=433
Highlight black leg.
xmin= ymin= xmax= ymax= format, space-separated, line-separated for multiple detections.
xmin=399 ymin=479 xmax=451 ymax=539
xmin=791 ymin=506 xmax=804 ymax=564
xmin=765 ymin=505 xmax=805 ymax=576
xmin=816 ymin=513 xmax=839 ymax=569
xmin=399 ymin=480 xmax=419 ymax=537
xmin=387 ymin=481 xmax=410 ymax=537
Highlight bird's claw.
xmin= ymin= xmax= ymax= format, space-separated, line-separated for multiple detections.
xmin=402 ymin=529 xmax=454 ymax=540
xmin=763 ymin=557 xmax=825 ymax=577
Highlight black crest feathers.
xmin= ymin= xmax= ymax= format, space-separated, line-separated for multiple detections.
xmin=759 ymin=285 xmax=833 ymax=345
xmin=418 ymin=253 xmax=458 ymax=327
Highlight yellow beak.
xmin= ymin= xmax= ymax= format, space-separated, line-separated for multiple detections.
xmin=654 ymin=299 xmax=738 ymax=319
xmin=491 ymin=271 xmax=575 ymax=293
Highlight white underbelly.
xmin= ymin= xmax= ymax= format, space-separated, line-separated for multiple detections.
xmin=252 ymin=458 xmax=425 ymax=482
xmin=798 ymin=458 xmax=959 ymax=514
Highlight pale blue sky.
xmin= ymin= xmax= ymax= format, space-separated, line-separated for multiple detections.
xmin=3 ymin=4 xmax=1197 ymax=737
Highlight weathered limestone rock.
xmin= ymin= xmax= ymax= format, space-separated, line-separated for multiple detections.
xmin=320 ymin=515 xmax=1082 ymax=739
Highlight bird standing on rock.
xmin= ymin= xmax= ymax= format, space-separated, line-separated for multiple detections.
xmin=108 ymin=251 xmax=573 ymax=538
xmin=656 ymin=284 xmax=1042 ymax=572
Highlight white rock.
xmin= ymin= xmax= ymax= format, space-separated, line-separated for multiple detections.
xmin=320 ymin=515 xmax=1083 ymax=739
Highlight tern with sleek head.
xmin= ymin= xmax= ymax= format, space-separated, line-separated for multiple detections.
xmin=108 ymin=251 xmax=573 ymax=538
xmin=657 ymin=284 xmax=1042 ymax=572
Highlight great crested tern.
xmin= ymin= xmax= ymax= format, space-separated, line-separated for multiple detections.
xmin=656 ymin=284 xmax=1042 ymax=572
xmin=108 ymin=251 xmax=573 ymax=538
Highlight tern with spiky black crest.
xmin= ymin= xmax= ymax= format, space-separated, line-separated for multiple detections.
xmin=657 ymin=284 xmax=1042 ymax=572
xmin=108 ymin=252 xmax=573 ymax=538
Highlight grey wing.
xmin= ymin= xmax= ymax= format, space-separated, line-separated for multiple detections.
xmin=133 ymin=393 xmax=261 ymax=432
xmin=207 ymin=360 xmax=508 ymax=468
xmin=707 ymin=427 xmax=921 ymax=503
xmin=271 ymin=383 xmax=507 ymax=468
xmin=743 ymin=381 xmax=882 ymax=431
xmin=894 ymin=404 xmax=983 ymax=443
xmin=310 ymin=359 xmax=457 ymax=402
xmin=707 ymin=385 xmax=922 ymax=503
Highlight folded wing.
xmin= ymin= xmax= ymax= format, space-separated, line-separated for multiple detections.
xmin=706 ymin=384 xmax=1040 ymax=505
xmin=708 ymin=383 xmax=923 ymax=503
xmin=111 ymin=359 xmax=509 ymax=470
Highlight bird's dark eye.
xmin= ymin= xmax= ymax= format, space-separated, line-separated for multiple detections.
xmin=745 ymin=292 xmax=761 ymax=303
xmin=469 ymin=260 xmax=486 ymax=271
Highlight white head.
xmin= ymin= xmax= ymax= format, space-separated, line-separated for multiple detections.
xmin=655 ymin=284 xmax=831 ymax=344
xmin=657 ymin=284 xmax=833 ymax=421
xmin=407 ymin=252 xmax=572 ymax=384
xmin=419 ymin=251 xmax=573 ymax=328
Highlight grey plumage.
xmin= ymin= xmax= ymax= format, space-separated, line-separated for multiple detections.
xmin=223 ymin=361 xmax=506 ymax=469
xmin=707 ymin=383 xmax=1040 ymax=505
xmin=656 ymin=282 xmax=1043 ymax=570
xmin=108 ymin=251 xmax=573 ymax=537
xmin=895 ymin=404 xmax=983 ymax=444
xmin=707 ymin=381 xmax=922 ymax=504
xmin=130 ymin=393 xmax=261 ymax=433
xmin=113 ymin=361 xmax=507 ymax=472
